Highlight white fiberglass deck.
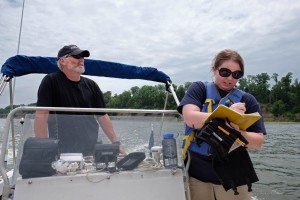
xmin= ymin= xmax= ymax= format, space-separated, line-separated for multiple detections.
xmin=13 ymin=168 xmax=185 ymax=200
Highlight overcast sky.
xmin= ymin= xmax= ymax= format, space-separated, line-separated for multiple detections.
xmin=0 ymin=0 xmax=299 ymax=108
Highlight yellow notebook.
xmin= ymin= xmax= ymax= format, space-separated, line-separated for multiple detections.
xmin=205 ymin=105 xmax=261 ymax=131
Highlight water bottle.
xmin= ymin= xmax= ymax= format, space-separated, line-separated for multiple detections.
xmin=162 ymin=133 xmax=178 ymax=168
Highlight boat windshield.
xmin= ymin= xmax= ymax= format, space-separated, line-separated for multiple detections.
xmin=8 ymin=111 xmax=183 ymax=184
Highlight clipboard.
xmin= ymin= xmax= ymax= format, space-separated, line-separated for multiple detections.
xmin=205 ymin=105 xmax=261 ymax=130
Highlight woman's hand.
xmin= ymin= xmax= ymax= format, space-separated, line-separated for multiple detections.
xmin=229 ymin=121 xmax=264 ymax=149
xmin=230 ymin=102 xmax=246 ymax=114
xmin=229 ymin=122 xmax=241 ymax=132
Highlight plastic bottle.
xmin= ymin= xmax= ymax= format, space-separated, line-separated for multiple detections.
xmin=162 ymin=133 xmax=178 ymax=168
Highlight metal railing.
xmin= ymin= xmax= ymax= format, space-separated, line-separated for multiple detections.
xmin=0 ymin=74 xmax=10 ymax=96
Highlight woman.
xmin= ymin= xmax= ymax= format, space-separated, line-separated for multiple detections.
xmin=177 ymin=49 xmax=266 ymax=200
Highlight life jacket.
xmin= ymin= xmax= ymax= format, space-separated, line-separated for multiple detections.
xmin=182 ymin=82 xmax=245 ymax=159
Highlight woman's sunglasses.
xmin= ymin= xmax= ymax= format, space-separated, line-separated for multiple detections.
xmin=218 ymin=68 xmax=243 ymax=79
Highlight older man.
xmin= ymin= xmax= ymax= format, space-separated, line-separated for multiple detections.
xmin=34 ymin=45 xmax=124 ymax=156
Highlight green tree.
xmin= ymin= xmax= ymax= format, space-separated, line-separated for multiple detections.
xmin=238 ymin=73 xmax=270 ymax=103
xmin=108 ymin=91 xmax=132 ymax=108
xmin=271 ymin=73 xmax=279 ymax=84
xmin=270 ymin=72 xmax=293 ymax=109
xmin=289 ymin=78 xmax=300 ymax=113
xmin=133 ymin=85 xmax=165 ymax=109
xmin=271 ymin=100 xmax=286 ymax=117
xmin=103 ymin=91 xmax=112 ymax=105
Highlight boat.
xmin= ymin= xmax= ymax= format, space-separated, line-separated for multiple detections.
xmin=0 ymin=56 xmax=190 ymax=200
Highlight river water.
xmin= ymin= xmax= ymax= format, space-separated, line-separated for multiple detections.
xmin=0 ymin=117 xmax=299 ymax=200
xmin=249 ymin=123 xmax=300 ymax=200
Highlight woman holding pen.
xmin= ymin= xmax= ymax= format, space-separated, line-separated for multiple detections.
xmin=177 ymin=49 xmax=266 ymax=200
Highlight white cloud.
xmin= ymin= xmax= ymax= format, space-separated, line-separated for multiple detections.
xmin=1 ymin=0 xmax=300 ymax=108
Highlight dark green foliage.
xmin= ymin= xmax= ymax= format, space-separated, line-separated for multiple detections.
xmin=238 ymin=72 xmax=299 ymax=118
xmin=271 ymin=100 xmax=286 ymax=117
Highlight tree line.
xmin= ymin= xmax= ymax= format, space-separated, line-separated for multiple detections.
xmin=104 ymin=72 xmax=299 ymax=121
xmin=1 ymin=72 xmax=299 ymax=121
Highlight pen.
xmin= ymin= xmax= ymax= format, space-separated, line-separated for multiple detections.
xmin=227 ymin=98 xmax=235 ymax=105
xmin=217 ymin=126 xmax=246 ymax=147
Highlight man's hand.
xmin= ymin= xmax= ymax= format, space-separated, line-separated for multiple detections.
xmin=119 ymin=146 xmax=126 ymax=155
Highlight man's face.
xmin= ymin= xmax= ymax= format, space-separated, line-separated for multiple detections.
xmin=61 ymin=55 xmax=85 ymax=74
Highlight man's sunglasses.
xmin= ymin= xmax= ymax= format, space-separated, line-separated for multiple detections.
xmin=62 ymin=54 xmax=83 ymax=59
xmin=71 ymin=54 xmax=84 ymax=59
xmin=218 ymin=68 xmax=243 ymax=79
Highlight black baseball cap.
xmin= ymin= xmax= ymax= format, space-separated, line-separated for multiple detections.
xmin=57 ymin=45 xmax=90 ymax=60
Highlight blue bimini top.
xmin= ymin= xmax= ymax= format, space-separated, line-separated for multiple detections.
xmin=1 ymin=55 xmax=171 ymax=83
